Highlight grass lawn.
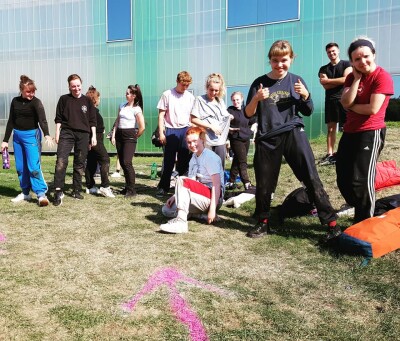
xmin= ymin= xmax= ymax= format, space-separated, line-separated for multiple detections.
xmin=1 ymin=124 xmax=399 ymax=340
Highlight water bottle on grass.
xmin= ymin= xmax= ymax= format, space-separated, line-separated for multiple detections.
xmin=2 ymin=148 xmax=10 ymax=169
xmin=150 ymin=162 xmax=157 ymax=179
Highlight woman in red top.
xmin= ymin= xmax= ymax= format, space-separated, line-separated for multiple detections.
xmin=337 ymin=37 xmax=394 ymax=223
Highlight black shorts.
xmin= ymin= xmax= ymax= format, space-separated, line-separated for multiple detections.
xmin=325 ymin=98 xmax=346 ymax=126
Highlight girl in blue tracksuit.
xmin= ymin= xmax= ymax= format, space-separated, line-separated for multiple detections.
xmin=1 ymin=75 xmax=54 ymax=206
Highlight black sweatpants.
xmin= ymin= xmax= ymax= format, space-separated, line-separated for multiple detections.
xmin=54 ymin=128 xmax=89 ymax=192
xmin=229 ymin=138 xmax=250 ymax=185
xmin=85 ymin=133 xmax=110 ymax=189
xmin=336 ymin=128 xmax=385 ymax=223
xmin=254 ymin=127 xmax=337 ymax=225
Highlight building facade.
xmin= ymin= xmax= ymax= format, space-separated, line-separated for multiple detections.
xmin=1 ymin=0 xmax=400 ymax=152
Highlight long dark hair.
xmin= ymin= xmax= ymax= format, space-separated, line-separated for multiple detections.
xmin=127 ymin=84 xmax=143 ymax=110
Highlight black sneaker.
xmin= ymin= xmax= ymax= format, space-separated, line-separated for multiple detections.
xmin=72 ymin=191 xmax=84 ymax=200
xmin=319 ymin=153 xmax=336 ymax=166
xmin=322 ymin=225 xmax=342 ymax=242
xmin=246 ymin=220 xmax=271 ymax=238
xmin=53 ymin=190 xmax=64 ymax=206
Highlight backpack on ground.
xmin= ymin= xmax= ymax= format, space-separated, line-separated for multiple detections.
xmin=278 ymin=187 xmax=316 ymax=223
xmin=374 ymin=193 xmax=400 ymax=216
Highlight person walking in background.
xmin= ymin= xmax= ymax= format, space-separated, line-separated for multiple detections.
xmin=84 ymin=86 xmax=115 ymax=198
xmin=337 ymin=37 xmax=394 ymax=223
xmin=226 ymin=91 xmax=256 ymax=190
xmin=191 ymin=73 xmax=233 ymax=169
xmin=245 ymin=40 xmax=338 ymax=240
xmin=110 ymin=157 xmax=122 ymax=178
xmin=160 ymin=127 xmax=224 ymax=234
xmin=53 ymin=74 xmax=97 ymax=206
xmin=111 ymin=84 xmax=145 ymax=198
xmin=318 ymin=42 xmax=352 ymax=165
xmin=156 ymin=71 xmax=195 ymax=197
xmin=1 ymin=75 xmax=54 ymax=206
xmin=106 ymin=123 xmax=123 ymax=178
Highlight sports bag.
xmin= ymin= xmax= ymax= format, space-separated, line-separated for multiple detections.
xmin=374 ymin=193 xmax=400 ymax=216
xmin=278 ymin=187 xmax=316 ymax=222
xmin=338 ymin=207 xmax=400 ymax=258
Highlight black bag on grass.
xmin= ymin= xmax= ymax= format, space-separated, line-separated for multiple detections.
xmin=151 ymin=127 xmax=163 ymax=148
xmin=278 ymin=187 xmax=315 ymax=222
xmin=374 ymin=193 xmax=400 ymax=216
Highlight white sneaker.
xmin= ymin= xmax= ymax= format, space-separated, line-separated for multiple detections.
xmin=111 ymin=172 xmax=122 ymax=178
xmin=86 ymin=186 xmax=99 ymax=194
xmin=11 ymin=193 xmax=32 ymax=203
xmin=99 ymin=186 xmax=115 ymax=198
xmin=159 ymin=217 xmax=188 ymax=234
xmin=38 ymin=196 xmax=49 ymax=207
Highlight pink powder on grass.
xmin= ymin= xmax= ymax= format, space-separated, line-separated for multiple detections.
xmin=123 ymin=267 xmax=227 ymax=341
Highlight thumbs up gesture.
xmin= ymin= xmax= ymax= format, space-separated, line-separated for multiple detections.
xmin=294 ymin=79 xmax=309 ymax=100
xmin=256 ymin=83 xmax=269 ymax=101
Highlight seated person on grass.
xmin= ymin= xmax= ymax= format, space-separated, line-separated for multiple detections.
xmin=160 ymin=126 xmax=224 ymax=234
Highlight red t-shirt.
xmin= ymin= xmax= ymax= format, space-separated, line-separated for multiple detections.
xmin=343 ymin=66 xmax=394 ymax=133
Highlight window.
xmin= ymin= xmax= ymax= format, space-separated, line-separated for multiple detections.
xmin=226 ymin=0 xmax=300 ymax=29
xmin=106 ymin=0 xmax=132 ymax=42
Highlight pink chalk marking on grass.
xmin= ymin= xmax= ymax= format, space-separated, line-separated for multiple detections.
xmin=122 ymin=267 xmax=227 ymax=341
xmin=0 ymin=233 xmax=6 ymax=242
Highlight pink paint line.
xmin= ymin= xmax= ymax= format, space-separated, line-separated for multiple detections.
xmin=123 ymin=267 xmax=227 ymax=341
xmin=0 ymin=233 xmax=6 ymax=242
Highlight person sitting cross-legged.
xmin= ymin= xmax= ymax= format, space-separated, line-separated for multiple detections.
xmin=160 ymin=126 xmax=224 ymax=234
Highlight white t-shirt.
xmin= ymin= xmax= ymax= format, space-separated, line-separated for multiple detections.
xmin=157 ymin=88 xmax=194 ymax=128
xmin=118 ymin=102 xmax=142 ymax=129
xmin=188 ymin=148 xmax=224 ymax=190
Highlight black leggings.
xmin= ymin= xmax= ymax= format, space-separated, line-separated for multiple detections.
xmin=115 ymin=128 xmax=137 ymax=194
xmin=85 ymin=133 xmax=110 ymax=189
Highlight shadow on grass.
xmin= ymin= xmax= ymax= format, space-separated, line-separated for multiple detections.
xmin=0 ymin=184 xmax=20 ymax=198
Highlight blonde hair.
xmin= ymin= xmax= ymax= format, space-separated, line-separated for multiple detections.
xmin=230 ymin=91 xmax=244 ymax=100
xmin=176 ymin=71 xmax=192 ymax=84
xmin=205 ymin=73 xmax=226 ymax=99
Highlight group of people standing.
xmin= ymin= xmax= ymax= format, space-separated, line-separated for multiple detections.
xmin=2 ymin=74 xmax=146 ymax=206
xmin=158 ymin=36 xmax=393 ymax=239
xmin=1 ymin=36 xmax=394 ymax=241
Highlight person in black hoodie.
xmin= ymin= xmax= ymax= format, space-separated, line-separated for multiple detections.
xmin=226 ymin=91 xmax=256 ymax=190
xmin=84 ymin=86 xmax=114 ymax=198
xmin=53 ymin=74 xmax=97 ymax=206
xmin=245 ymin=40 xmax=338 ymax=240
